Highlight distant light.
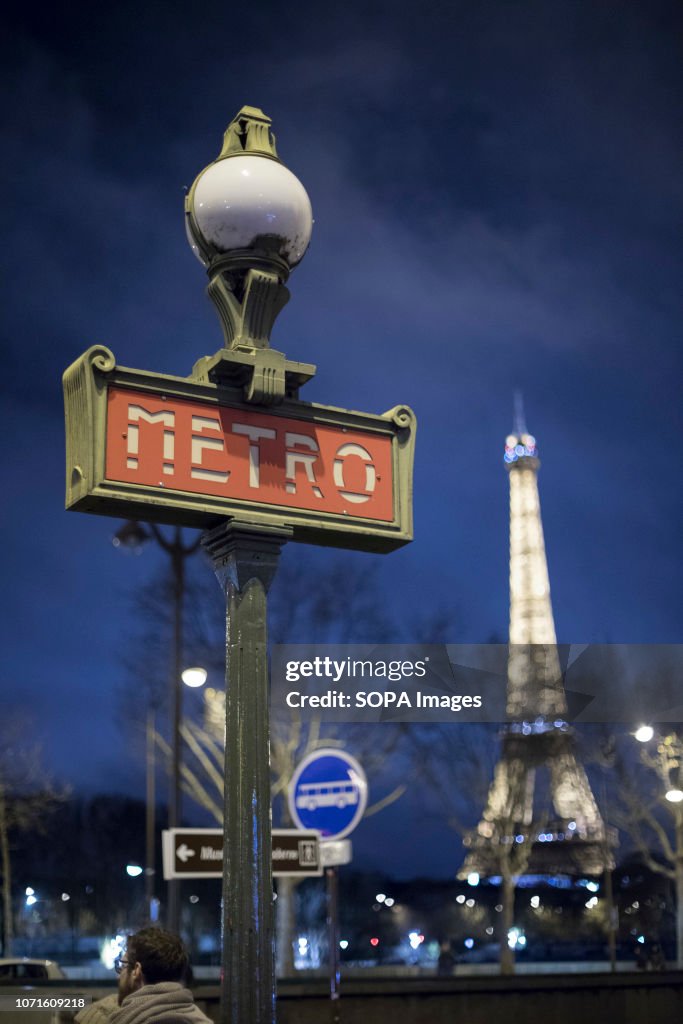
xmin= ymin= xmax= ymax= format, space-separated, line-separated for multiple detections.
xmin=25 ymin=887 xmax=34 ymax=896
xmin=100 ymin=935 xmax=126 ymax=971
xmin=61 ymin=893 xmax=70 ymax=902
xmin=467 ymin=872 xmax=480 ymax=887
xmin=585 ymin=897 xmax=598 ymax=909
xmin=530 ymin=896 xmax=540 ymax=909
xmin=585 ymin=881 xmax=600 ymax=893
xmin=370 ymin=937 xmax=379 ymax=947
xmin=26 ymin=894 xmax=37 ymax=907
xmin=464 ymin=938 xmax=474 ymax=949
xmin=495 ymin=904 xmax=503 ymax=913
xmin=126 ymin=864 xmax=143 ymax=877
xmin=384 ymin=897 xmax=395 ymax=907
xmin=375 ymin=893 xmax=386 ymax=903
xmin=486 ymin=926 xmax=494 ymax=936
xmin=637 ymin=935 xmax=645 ymax=944
xmin=567 ymin=821 xmax=577 ymax=831
xmin=666 ymin=788 xmax=683 ymax=803
xmin=339 ymin=940 xmax=349 ymax=950
xmin=634 ymin=725 xmax=654 ymax=743
xmin=189 ymin=895 xmax=199 ymax=904
xmin=508 ymin=927 xmax=525 ymax=950
xmin=182 ymin=667 xmax=207 ymax=688
xmin=466 ymin=898 xmax=475 ymax=908
xmin=456 ymin=895 xmax=466 ymax=904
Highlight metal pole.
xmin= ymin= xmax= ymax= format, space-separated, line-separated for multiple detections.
xmin=203 ymin=521 xmax=290 ymax=1024
xmin=327 ymin=867 xmax=341 ymax=1024
xmin=604 ymin=861 xmax=617 ymax=972
xmin=167 ymin=530 xmax=184 ymax=932
xmin=146 ymin=708 xmax=156 ymax=924
xmin=145 ymin=524 xmax=200 ymax=933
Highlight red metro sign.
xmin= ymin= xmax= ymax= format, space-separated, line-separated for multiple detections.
xmin=64 ymin=348 xmax=415 ymax=552
xmin=106 ymin=387 xmax=393 ymax=522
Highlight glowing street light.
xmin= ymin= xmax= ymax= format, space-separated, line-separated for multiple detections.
xmin=181 ymin=666 xmax=208 ymax=688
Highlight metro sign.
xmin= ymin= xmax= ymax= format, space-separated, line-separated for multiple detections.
xmin=64 ymin=347 xmax=415 ymax=552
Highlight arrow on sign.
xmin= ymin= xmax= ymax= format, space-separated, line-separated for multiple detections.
xmin=162 ymin=828 xmax=323 ymax=878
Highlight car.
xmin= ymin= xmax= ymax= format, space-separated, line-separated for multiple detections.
xmin=0 ymin=959 xmax=72 ymax=1023
xmin=0 ymin=958 xmax=66 ymax=982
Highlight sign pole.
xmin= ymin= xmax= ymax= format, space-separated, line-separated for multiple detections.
xmin=203 ymin=521 xmax=291 ymax=1024
xmin=327 ymin=865 xmax=341 ymax=1023
xmin=289 ymin=750 xmax=368 ymax=1024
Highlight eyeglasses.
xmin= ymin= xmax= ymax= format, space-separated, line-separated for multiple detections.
xmin=114 ymin=957 xmax=131 ymax=975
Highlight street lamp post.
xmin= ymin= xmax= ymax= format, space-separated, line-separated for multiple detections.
xmin=64 ymin=103 xmax=414 ymax=1024
xmin=114 ymin=521 xmax=201 ymax=931
xmin=185 ymin=107 xmax=313 ymax=1024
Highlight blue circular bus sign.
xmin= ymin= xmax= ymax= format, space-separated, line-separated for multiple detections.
xmin=288 ymin=749 xmax=368 ymax=841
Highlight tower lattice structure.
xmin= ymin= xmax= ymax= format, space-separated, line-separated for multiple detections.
xmin=462 ymin=409 xmax=613 ymax=877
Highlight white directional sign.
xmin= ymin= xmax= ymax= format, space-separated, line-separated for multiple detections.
xmin=320 ymin=839 xmax=353 ymax=867
xmin=162 ymin=828 xmax=322 ymax=879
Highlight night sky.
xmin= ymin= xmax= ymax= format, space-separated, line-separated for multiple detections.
xmin=2 ymin=2 xmax=681 ymax=879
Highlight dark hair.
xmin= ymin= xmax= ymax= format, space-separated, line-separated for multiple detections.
xmin=126 ymin=927 xmax=190 ymax=985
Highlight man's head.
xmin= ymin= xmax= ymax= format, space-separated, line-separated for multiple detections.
xmin=117 ymin=927 xmax=190 ymax=1004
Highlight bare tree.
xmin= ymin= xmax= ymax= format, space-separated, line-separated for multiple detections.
xmin=0 ymin=719 xmax=66 ymax=955
xmin=616 ymin=727 xmax=683 ymax=967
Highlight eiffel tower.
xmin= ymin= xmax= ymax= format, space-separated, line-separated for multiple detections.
xmin=462 ymin=399 xmax=613 ymax=877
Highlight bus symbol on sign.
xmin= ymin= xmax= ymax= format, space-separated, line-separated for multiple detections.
xmin=296 ymin=781 xmax=360 ymax=812
xmin=289 ymin=749 xmax=368 ymax=841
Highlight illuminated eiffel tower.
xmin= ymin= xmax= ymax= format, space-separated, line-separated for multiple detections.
xmin=462 ymin=398 xmax=613 ymax=877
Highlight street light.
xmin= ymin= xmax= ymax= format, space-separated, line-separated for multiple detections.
xmin=184 ymin=105 xmax=314 ymax=402
xmin=181 ymin=667 xmax=208 ymax=688
xmin=113 ymin=520 xmax=201 ymax=931
xmin=185 ymin=106 xmax=313 ymax=1024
